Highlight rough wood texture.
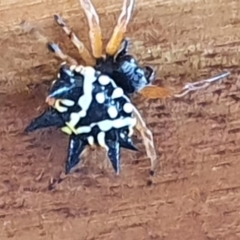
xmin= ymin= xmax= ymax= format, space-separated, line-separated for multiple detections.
xmin=0 ymin=0 xmax=239 ymax=94
xmin=1 ymin=0 xmax=240 ymax=239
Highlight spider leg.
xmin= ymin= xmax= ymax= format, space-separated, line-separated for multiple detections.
xmin=47 ymin=42 xmax=78 ymax=65
xmin=79 ymin=0 xmax=103 ymax=59
xmin=65 ymin=135 xmax=88 ymax=174
xmin=54 ymin=14 xmax=96 ymax=66
xmin=174 ymin=71 xmax=230 ymax=98
xmin=139 ymin=64 xmax=173 ymax=99
xmin=25 ymin=24 xmax=78 ymax=65
xmin=106 ymin=0 xmax=135 ymax=56
xmin=140 ymin=72 xmax=230 ymax=99
xmin=139 ymin=85 xmax=174 ymax=99
xmin=132 ymin=105 xmax=157 ymax=172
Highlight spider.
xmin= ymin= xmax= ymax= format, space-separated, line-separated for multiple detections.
xmin=25 ymin=0 xmax=168 ymax=175
xmin=25 ymin=0 xmax=230 ymax=175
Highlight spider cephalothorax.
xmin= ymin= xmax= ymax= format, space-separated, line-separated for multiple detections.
xmin=94 ymin=38 xmax=155 ymax=95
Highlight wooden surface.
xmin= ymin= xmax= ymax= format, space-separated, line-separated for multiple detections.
xmin=0 ymin=0 xmax=240 ymax=94
xmin=1 ymin=0 xmax=240 ymax=240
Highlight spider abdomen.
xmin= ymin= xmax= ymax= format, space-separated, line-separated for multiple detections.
xmin=49 ymin=64 xmax=138 ymax=173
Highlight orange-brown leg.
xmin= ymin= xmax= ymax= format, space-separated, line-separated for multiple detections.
xmin=54 ymin=14 xmax=96 ymax=66
xmin=139 ymin=71 xmax=230 ymax=99
xmin=106 ymin=0 xmax=135 ymax=56
xmin=79 ymin=0 xmax=103 ymax=59
xmin=139 ymin=85 xmax=174 ymax=99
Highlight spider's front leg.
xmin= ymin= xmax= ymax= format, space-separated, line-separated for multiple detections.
xmin=54 ymin=14 xmax=96 ymax=66
xmin=139 ymin=85 xmax=174 ymax=99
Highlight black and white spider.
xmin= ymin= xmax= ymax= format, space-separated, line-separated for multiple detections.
xmin=26 ymin=0 xmax=161 ymax=175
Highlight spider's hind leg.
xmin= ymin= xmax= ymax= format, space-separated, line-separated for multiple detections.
xmin=54 ymin=14 xmax=95 ymax=66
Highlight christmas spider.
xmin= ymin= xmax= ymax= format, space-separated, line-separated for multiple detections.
xmin=26 ymin=0 xmax=165 ymax=175
xmin=25 ymin=0 xmax=230 ymax=175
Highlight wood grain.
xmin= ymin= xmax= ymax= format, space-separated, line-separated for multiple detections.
xmin=1 ymin=0 xmax=240 ymax=240
xmin=0 ymin=0 xmax=239 ymax=94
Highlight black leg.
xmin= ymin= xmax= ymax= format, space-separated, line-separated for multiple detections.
xmin=106 ymin=140 xmax=121 ymax=174
xmin=65 ymin=135 xmax=88 ymax=174
xmin=25 ymin=108 xmax=65 ymax=132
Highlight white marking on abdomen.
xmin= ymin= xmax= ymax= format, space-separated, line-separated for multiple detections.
xmin=87 ymin=136 xmax=94 ymax=145
xmin=97 ymin=132 xmax=107 ymax=149
xmin=120 ymin=132 xmax=125 ymax=139
xmin=75 ymin=65 xmax=85 ymax=73
xmin=69 ymin=111 xmax=86 ymax=128
xmin=107 ymin=106 xmax=118 ymax=118
xmin=111 ymin=88 xmax=124 ymax=99
xmin=70 ymin=65 xmax=77 ymax=71
xmin=98 ymin=75 xmax=110 ymax=85
xmin=74 ymin=125 xmax=92 ymax=134
xmin=67 ymin=66 xmax=97 ymax=128
xmin=123 ymin=102 xmax=133 ymax=113
xmin=77 ymin=66 xmax=97 ymax=114
xmin=95 ymin=92 xmax=105 ymax=104
xmin=75 ymin=117 xmax=137 ymax=134
xmin=60 ymin=99 xmax=75 ymax=106
xmin=54 ymin=100 xmax=68 ymax=112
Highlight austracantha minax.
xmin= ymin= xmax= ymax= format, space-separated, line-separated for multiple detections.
xmin=25 ymin=0 xmax=166 ymax=175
